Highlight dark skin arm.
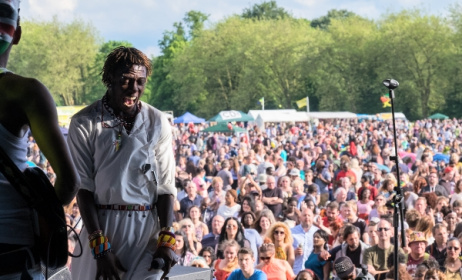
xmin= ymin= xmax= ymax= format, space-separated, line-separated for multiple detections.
xmin=151 ymin=194 xmax=178 ymax=279
xmin=77 ymin=189 xmax=126 ymax=280
xmin=0 ymin=74 xmax=79 ymax=205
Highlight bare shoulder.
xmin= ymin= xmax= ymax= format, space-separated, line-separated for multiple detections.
xmin=0 ymin=74 xmax=50 ymax=107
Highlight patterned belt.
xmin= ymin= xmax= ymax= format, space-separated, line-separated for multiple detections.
xmin=97 ymin=204 xmax=153 ymax=211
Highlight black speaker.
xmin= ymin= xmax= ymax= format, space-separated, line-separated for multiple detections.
xmin=166 ymin=265 xmax=212 ymax=280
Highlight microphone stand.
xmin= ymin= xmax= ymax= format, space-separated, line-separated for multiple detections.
xmin=383 ymin=79 xmax=406 ymax=280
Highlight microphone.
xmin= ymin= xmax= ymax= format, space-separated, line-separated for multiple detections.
xmin=151 ymin=258 xmax=165 ymax=269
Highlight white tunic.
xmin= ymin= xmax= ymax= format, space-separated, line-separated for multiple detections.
xmin=68 ymin=99 xmax=176 ymax=280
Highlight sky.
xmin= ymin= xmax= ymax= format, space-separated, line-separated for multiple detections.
xmin=20 ymin=0 xmax=459 ymax=57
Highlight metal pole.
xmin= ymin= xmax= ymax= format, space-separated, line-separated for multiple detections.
xmin=389 ymin=88 xmax=405 ymax=280
xmin=307 ymin=97 xmax=310 ymax=113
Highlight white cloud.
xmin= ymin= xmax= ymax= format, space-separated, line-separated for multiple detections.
xmin=27 ymin=0 xmax=77 ymax=18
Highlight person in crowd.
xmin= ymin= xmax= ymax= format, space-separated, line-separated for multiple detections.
xmin=201 ymin=215 xmax=225 ymax=249
xmin=292 ymin=207 xmax=320 ymax=274
xmin=415 ymin=216 xmax=435 ymax=245
xmin=216 ymin=217 xmax=250 ymax=259
xmin=450 ymin=180 xmax=462 ymax=206
xmin=357 ymin=188 xmax=374 ymax=221
xmin=444 ymin=238 xmax=461 ymax=279
xmin=420 ymin=171 xmax=449 ymax=197
xmin=262 ymin=175 xmax=284 ymax=218
xmin=266 ymin=222 xmax=295 ymax=266
xmin=405 ymin=231 xmax=434 ymax=277
xmin=358 ymin=174 xmax=378 ymax=201
xmin=179 ymin=181 xmax=203 ymax=219
xmin=415 ymin=197 xmax=428 ymax=217
xmin=412 ymin=177 xmax=428 ymax=197
xmin=217 ymin=189 xmax=241 ymax=219
xmin=314 ymin=160 xmax=331 ymax=207
xmin=255 ymin=209 xmax=276 ymax=240
xmin=333 ymin=224 xmax=370 ymax=268
xmin=295 ymin=269 xmax=319 ymax=280
xmin=284 ymin=197 xmax=301 ymax=225
xmin=442 ymin=207 xmax=458 ymax=238
xmin=189 ymin=205 xmax=209 ymax=242
xmin=217 ymin=160 xmax=234 ymax=189
xmin=238 ymin=195 xmax=256 ymax=220
xmin=333 ymin=256 xmax=375 ymax=280
xmin=425 ymin=223 xmax=448 ymax=271
xmin=364 ymin=218 xmax=380 ymax=246
xmin=256 ymin=242 xmax=296 ymax=280
xmin=199 ymin=246 xmax=216 ymax=268
xmin=278 ymin=176 xmax=292 ymax=199
xmin=213 ymin=239 xmax=240 ymax=280
xmin=293 ymin=179 xmax=307 ymax=208
xmin=68 ymin=46 xmax=177 ymax=279
xmin=379 ymin=179 xmax=396 ymax=200
xmin=227 ymin=247 xmax=267 ymax=280
xmin=190 ymin=256 xmax=209 ymax=268
xmin=423 ymin=268 xmax=446 ymax=280
xmin=241 ymin=212 xmax=263 ymax=263
xmin=369 ymin=194 xmax=387 ymax=221
xmin=341 ymin=201 xmax=367 ymax=239
xmin=363 ymin=218 xmax=403 ymax=277
xmin=179 ymin=218 xmax=203 ymax=255
xmin=304 ymin=229 xmax=329 ymax=280
xmin=175 ymin=231 xmax=195 ymax=266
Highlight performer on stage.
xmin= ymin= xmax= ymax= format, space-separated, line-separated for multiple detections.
xmin=68 ymin=46 xmax=177 ymax=280
xmin=0 ymin=1 xmax=80 ymax=278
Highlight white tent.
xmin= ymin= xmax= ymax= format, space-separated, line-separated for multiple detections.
xmin=378 ymin=112 xmax=407 ymax=120
xmin=307 ymin=111 xmax=358 ymax=119
xmin=248 ymin=110 xmax=310 ymax=123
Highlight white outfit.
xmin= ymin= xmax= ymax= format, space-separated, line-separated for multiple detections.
xmin=68 ymin=100 xmax=176 ymax=280
xmin=217 ymin=204 xmax=241 ymax=219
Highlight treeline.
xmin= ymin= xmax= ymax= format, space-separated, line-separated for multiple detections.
xmin=9 ymin=2 xmax=462 ymax=120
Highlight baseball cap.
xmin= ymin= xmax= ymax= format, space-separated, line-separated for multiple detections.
xmin=408 ymin=231 xmax=427 ymax=245
xmin=257 ymin=173 xmax=267 ymax=183
xmin=289 ymin=168 xmax=300 ymax=177
xmin=334 ymin=256 xmax=355 ymax=279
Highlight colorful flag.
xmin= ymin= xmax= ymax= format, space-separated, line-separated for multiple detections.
xmin=258 ymin=97 xmax=264 ymax=105
xmin=380 ymin=93 xmax=391 ymax=108
xmin=296 ymin=97 xmax=307 ymax=108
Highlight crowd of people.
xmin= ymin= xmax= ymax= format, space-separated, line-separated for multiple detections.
xmin=34 ymin=116 xmax=462 ymax=280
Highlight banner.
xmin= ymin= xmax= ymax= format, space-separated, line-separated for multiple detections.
xmin=296 ymin=97 xmax=307 ymax=108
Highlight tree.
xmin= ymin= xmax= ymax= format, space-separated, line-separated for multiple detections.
xmin=375 ymin=10 xmax=455 ymax=118
xmin=310 ymin=9 xmax=358 ymax=29
xmin=9 ymin=18 xmax=100 ymax=105
xmin=147 ymin=11 xmax=208 ymax=113
xmin=241 ymin=1 xmax=291 ymax=20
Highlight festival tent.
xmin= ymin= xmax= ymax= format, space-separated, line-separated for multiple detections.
xmin=208 ymin=110 xmax=254 ymax=122
xmin=428 ymin=113 xmax=449 ymax=120
xmin=201 ymin=122 xmax=247 ymax=133
xmin=378 ymin=112 xmax=407 ymax=120
xmin=307 ymin=112 xmax=358 ymax=119
xmin=173 ymin=112 xmax=205 ymax=124
xmin=248 ymin=110 xmax=310 ymax=123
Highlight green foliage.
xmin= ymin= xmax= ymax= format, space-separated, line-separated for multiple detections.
xmin=9 ymin=18 xmax=100 ymax=106
xmin=241 ymin=1 xmax=292 ymax=20
xmin=310 ymin=9 xmax=358 ymax=29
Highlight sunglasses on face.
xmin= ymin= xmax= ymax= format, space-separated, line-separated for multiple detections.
xmin=448 ymin=246 xmax=460 ymax=251
xmin=260 ymin=257 xmax=271 ymax=261
xmin=227 ymin=224 xmax=237 ymax=229
xmin=274 ymin=230 xmax=285 ymax=235
xmin=378 ymin=228 xmax=390 ymax=232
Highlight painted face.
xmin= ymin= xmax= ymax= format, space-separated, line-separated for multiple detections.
xmin=108 ymin=64 xmax=147 ymax=116
xmin=0 ymin=0 xmax=19 ymax=54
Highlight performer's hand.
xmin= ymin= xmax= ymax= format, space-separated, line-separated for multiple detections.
xmin=150 ymin=246 xmax=179 ymax=280
xmin=95 ymin=252 xmax=127 ymax=280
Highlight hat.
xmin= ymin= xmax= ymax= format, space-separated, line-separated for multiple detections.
xmin=257 ymin=173 xmax=267 ymax=183
xmin=334 ymin=256 xmax=355 ymax=279
xmin=444 ymin=167 xmax=453 ymax=174
xmin=408 ymin=231 xmax=427 ymax=245
xmin=289 ymin=168 xmax=300 ymax=177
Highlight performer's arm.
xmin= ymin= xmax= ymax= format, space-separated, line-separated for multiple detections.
xmin=156 ymin=194 xmax=174 ymax=227
xmin=19 ymin=77 xmax=79 ymax=204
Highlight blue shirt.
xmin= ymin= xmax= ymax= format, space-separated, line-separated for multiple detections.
xmin=304 ymin=252 xmax=326 ymax=280
xmin=227 ymin=269 xmax=267 ymax=280
xmin=244 ymin=228 xmax=263 ymax=264
xmin=291 ymin=224 xmax=319 ymax=274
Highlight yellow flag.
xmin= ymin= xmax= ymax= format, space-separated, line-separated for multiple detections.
xmin=296 ymin=97 xmax=307 ymax=108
